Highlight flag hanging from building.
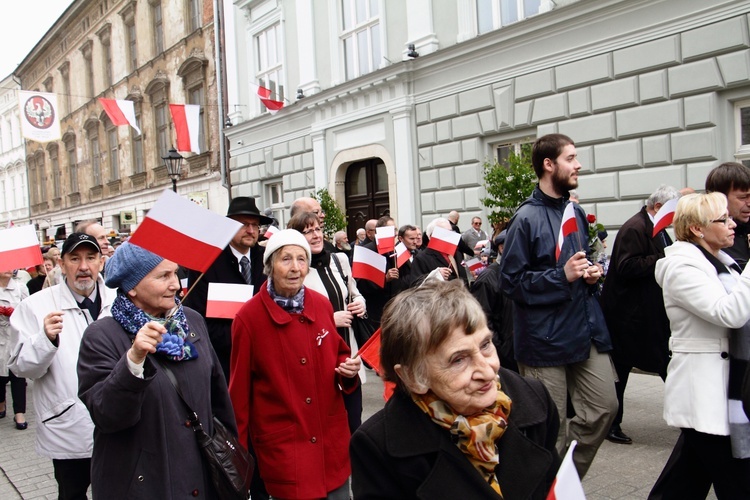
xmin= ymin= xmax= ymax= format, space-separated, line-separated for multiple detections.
xmin=652 ymin=197 xmax=679 ymax=237
xmin=427 ymin=226 xmax=461 ymax=256
xmin=256 ymin=85 xmax=284 ymax=114
xmin=556 ymin=202 xmax=579 ymax=261
xmin=375 ymin=226 xmax=396 ymax=255
xmin=128 ymin=189 xmax=241 ymax=272
xmin=169 ymin=104 xmax=201 ymax=154
xmin=0 ymin=225 xmax=43 ymax=273
xmin=546 ymin=441 xmax=586 ymax=500
xmin=99 ymin=98 xmax=141 ymax=135
xmin=206 ymin=283 xmax=253 ymax=319
xmin=18 ymin=91 xmax=61 ymax=143
xmin=352 ymin=245 xmax=387 ymax=287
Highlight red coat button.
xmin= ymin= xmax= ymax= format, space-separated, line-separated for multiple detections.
xmin=305 ymin=398 xmax=312 ymax=404
xmin=192 ymin=489 xmax=199 ymax=497
xmin=310 ymin=436 xmax=317 ymax=443
xmin=300 ymin=358 xmax=307 ymax=364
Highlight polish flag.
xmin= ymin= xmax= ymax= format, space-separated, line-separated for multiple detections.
xmin=375 ymin=226 xmax=396 ymax=255
xmin=556 ymin=203 xmax=579 ymax=261
xmin=352 ymin=245 xmax=387 ymax=287
xmin=546 ymin=441 xmax=586 ymax=500
xmin=169 ymin=104 xmax=201 ymax=154
xmin=395 ymin=242 xmax=410 ymax=268
xmin=264 ymin=225 xmax=279 ymax=239
xmin=465 ymin=258 xmax=483 ymax=273
xmin=256 ymin=85 xmax=284 ymax=114
xmin=129 ymin=189 xmax=242 ymax=272
xmin=206 ymin=283 xmax=253 ymax=319
xmin=427 ymin=226 xmax=461 ymax=256
xmin=99 ymin=98 xmax=141 ymax=135
xmin=0 ymin=225 xmax=43 ymax=273
xmin=357 ymin=327 xmax=382 ymax=373
xmin=180 ymin=278 xmax=188 ymax=297
xmin=652 ymin=198 xmax=679 ymax=237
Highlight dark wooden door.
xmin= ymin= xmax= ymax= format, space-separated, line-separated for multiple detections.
xmin=345 ymin=159 xmax=390 ymax=242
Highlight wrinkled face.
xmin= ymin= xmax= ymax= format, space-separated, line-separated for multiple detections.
xmin=230 ymin=215 xmax=260 ymax=253
xmin=44 ymin=260 xmax=55 ymax=274
xmin=301 ymin=222 xmax=324 ymax=254
xmin=271 ymin=245 xmax=309 ymax=298
xmin=127 ymin=260 xmax=180 ymax=317
xmin=549 ymin=144 xmax=581 ymax=195
xmin=366 ymin=225 xmax=376 ymax=241
xmin=61 ymin=246 xmax=101 ymax=296
xmin=415 ymin=228 xmax=423 ymax=247
xmin=86 ymin=224 xmax=111 ymax=256
xmin=699 ymin=211 xmax=737 ymax=253
xmin=420 ymin=325 xmax=500 ymax=416
xmin=400 ymin=229 xmax=419 ymax=251
xmin=726 ymin=188 xmax=750 ymax=223
xmin=471 ymin=218 xmax=482 ymax=230
xmin=356 ymin=230 xmax=365 ymax=242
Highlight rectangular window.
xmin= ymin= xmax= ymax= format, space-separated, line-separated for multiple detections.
xmin=477 ymin=0 xmax=542 ymax=33
xmin=37 ymin=155 xmax=47 ymax=202
xmin=735 ymin=100 xmax=750 ymax=168
xmin=153 ymin=2 xmax=164 ymax=55
xmin=50 ymin=148 xmax=60 ymax=198
xmin=85 ymin=56 xmax=94 ymax=97
xmin=132 ymin=105 xmax=144 ymax=173
xmin=340 ymin=0 xmax=381 ymax=80
xmin=127 ymin=22 xmax=138 ymax=71
xmin=67 ymin=141 xmax=78 ymax=192
xmin=155 ymin=104 xmax=168 ymax=157
xmin=91 ymin=135 xmax=101 ymax=186
xmin=188 ymin=0 xmax=201 ymax=32
xmin=103 ymin=41 xmax=113 ymax=87
xmin=27 ymin=161 xmax=36 ymax=205
xmin=188 ymin=86 xmax=206 ymax=151
xmin=265 ymin=181 xmax=284 ymax=228
xmin=61 ymin=69 xmax=71 ymax=116
xmin=255 ymin=22 xmax=284 ymax=113
xmin=108 ymin=127 xmax=119 ymax=181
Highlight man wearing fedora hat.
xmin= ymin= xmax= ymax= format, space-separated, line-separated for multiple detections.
xmin=184 ymin=196 xmax=273 ymax=382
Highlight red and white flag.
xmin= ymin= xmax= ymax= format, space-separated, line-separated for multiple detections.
xmin=6 ymin=220 xmax=13 ymax=228
xmin=99 ymin=98 xmax=141 ymax=135
xmin=464 ymin=257 xmax=483 ymax=273
xmin=19 ymin=90 xmax=60 ymax=143
xmin=255 ymin=84 xmax=284 ymax=114
xmin=180 ymin=278 xmax=188 ymax=297
xmin=652 ymin=198 xmax=679 ymax=237
xmin=264 ymin=225 xmax=280 ymax=239
xmin=352 ymin=245 xmax=387 ymax=287
xmin=129 ymin=189 xmax=242 ymax=272
xmin=546 ymin=440 xmax=586 ymax=500
xmin=395 ymin=242 xmax=410 ymax=268
xmin=375 ymin=226 xmax=396 ymax=255
xmin=0 ymin=225 xmax=43 ymax=273
xmin=428 ymin=226 xmax=461 ymax=256
xmin=556 ymin=203 xmax=579 ymax=261
xmin=169 ymin=104 xmax=201 ymax=154
xmin=206 ymin=283 xmax=253 ymax=319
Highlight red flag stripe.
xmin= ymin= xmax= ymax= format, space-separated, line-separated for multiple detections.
xmin=128 ymin=217 xmax=222 ymax=272
xmin=99 ymin=98 xmax=129 ymax=125
xmin=206 ymin=300 xmax=246 ymax=319
xmin=0 ymin=245 xmax=43 ymax=273
xmin=169 ymin=104 xmax=191 ymax=152
xmin=352 ymin=261 xmax=385 ymax=287
xmin=561 ymin=217 xmax=578 ymax=237
xmin=427 ymin=237 xmax=457 ymax=256
xmin=357 ymin=327 xmax=381 ymax=372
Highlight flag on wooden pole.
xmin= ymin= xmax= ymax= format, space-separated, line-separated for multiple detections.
xmin=352 ymin=245 xmax=387 ymax=287
xmin=427 ymin=226 xmax=461 ymax=256
xmin=0 ymin=225 xmax=43 ymax=273
xmin=546 ymin=440 xmax=586 ymax=500
xmin=375 ymin=226 xmax=396 ymax=255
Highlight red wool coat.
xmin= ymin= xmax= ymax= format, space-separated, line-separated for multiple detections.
xmin=229 ymin=285 xmax=358 ymax=499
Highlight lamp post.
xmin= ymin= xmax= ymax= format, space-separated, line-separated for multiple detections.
xmin=162 ymin=148 xmax=183 ymax=193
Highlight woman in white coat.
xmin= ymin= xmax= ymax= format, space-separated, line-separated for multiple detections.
xmin=0 ymin=271 xmax=28 ymax=429
xmin=649 ymin=192 xmax=750 ymax=499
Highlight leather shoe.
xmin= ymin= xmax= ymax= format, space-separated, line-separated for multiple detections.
xmin=606 ymin=425 xmax=632 ymax=444
xmin=13 ymin=417 xmax=27 ymax=430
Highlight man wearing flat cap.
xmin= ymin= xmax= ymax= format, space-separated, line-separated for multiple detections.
xmin=9 ymin=232 xmax=115 ymax=499
xmin=184 ymin=197 xmax=272 ymax=381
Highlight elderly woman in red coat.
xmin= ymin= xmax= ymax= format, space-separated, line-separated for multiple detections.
xmin=229 ymin=229 xmax=361 ymax=499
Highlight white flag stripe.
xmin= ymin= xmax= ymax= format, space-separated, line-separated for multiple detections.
xmin=185 ymin=104 xmax=201 ymax=154
xmin=431 ymin=226 xmax=461 ymax=245
xmin=375 ymin=226 xmax=395 ymax=241
xmin=147 ymin=189 xmax=241 ymax=248
xmin=353 ymin=245 xmax=387 ymax=270
xmin=118 ymin=100 xmax=141 ymax=135
xmin=0 ymin=225 xmax=39 ymax=252
xmin=207 ymin=283 xmax=254 ymax=302
xmin=653 ymin=198 xmax=679 ymax=227
xmin=395 ymin=242 xmax=408 ymax=257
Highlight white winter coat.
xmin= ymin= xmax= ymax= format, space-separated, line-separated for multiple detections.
xmin=655 ymin=241 xmax=750 ymax=436
xmin=9 ymin=278 xmax=114 ymax=459
xmin=0 ymin=278 xmax=28 ymax=376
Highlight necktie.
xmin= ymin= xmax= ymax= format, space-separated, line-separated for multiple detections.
xmin=240 ymin=256 xmax=252 ymax=285
xmin=80 ymin=297 xmax=98 ymax=321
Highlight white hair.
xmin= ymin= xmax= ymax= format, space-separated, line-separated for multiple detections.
xmin=425 ymin=217 xmax=451 ymax=237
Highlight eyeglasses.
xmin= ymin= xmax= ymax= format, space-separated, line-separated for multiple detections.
xmin=711 ymin=216 xmax=734 ymax=227
xmin=241 ymin=222 xmax=260 ymax=231
xmin=311 ymin=209 xmax=325 ymax=216
xmin=302 ymin=227 xmax=322 ymax=236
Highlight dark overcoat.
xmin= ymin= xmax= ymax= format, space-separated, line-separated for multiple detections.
xmin=411 ymin=247 xmax=468 ymax=285
xmin=599 ymin=206 xmax=671 ymax=374
xmin=350 ymin=368 xmax=560 ymax=500
xmin=77 ymin=308 xmax=236 ymax=499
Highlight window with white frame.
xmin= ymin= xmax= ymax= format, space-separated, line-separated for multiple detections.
xmin=132 ymin=101 xmax=144 ymax=174
xmin=495 ymin=140 xmax=533 ymax=164
xmin=255 ymin=22 xmax=284 ymax=112
xmin=106 ymin=119 xmax=119 ymax=181
xmin=89 ymin=126 xmax=102 ymax=186
xmin=66 ymin=136 xmax=78 ymax=193
xmin=187 ymin=0 xmax=201 ymax=32
xmin=265 ymin=180 xmax=284 ymax=228
xmin=477 ymin=0 xmax=542 ymax=33
xmin=152 ymin=1 xmax=164 ymax=55
xmin=49 ymin=145 xmax=61 ymax=199
xmin=735 ymin=100 xmax=750 ymax=168
xmin=340 ymin=0 xmax=381 ymax=81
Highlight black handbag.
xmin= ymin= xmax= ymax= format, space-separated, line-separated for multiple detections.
xmin=155 ymin=358 xmax=254 ymax=500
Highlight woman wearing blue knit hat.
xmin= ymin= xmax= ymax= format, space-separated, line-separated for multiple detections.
xmin=76 ymin=242 xmax=237 ymax=498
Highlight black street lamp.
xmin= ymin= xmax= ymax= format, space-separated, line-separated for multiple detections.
xmin=162 ymin=148 xmax=183 ymax=193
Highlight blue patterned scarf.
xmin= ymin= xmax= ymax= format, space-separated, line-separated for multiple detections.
xmin=111 ymin=292 xmax=198 ymax=362
xmin=267 ymin=279 xmax=305 ymax=313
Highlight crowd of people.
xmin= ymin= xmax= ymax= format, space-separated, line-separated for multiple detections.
xmin=1 ymin=133 xmax=749 ymax=499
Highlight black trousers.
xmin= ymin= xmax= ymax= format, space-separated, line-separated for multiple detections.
xmin=648 ymin=428 xmax=750 ymax=500
xmin=52 ymin=458 xmax=91 ymax=500
xmin=0 ymin=371 xmax=26 ymax=414
xmin=613 ymin=361 xmax=666 ymax=427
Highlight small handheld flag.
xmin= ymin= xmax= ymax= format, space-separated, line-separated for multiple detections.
xmin=556 ymin=203 xmax=579 ymax=261
xmin=427 ymin=226 xmax=461 ymax=256
xmin=546 ymin=440 xmax=586 ymax=500
xmin=352 ymin=245 xmax=387 ymax=287
xmin=652 ymin=198 xmax=679 ymax=237
xmin=375 ymin=226 xmax=396 ymax=255
xmin=0 ymin=226 xmax=43 ymax=273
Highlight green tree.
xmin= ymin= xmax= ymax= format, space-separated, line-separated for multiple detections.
xmin=481 ymin=144 xmax=536 ymax=225
xmin=313 ymin=188 xmax=347 ymax=240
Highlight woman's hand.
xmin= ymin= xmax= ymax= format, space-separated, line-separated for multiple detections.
xmin=128 ymin=321 xmax=167 ymax=364
xmin=334 ymin=310 xmax=354 ymax=328
xmin=335 ymin=357 xmax=361 ymax=378
xmin=347 ymin=300 xmax=365 ymax=317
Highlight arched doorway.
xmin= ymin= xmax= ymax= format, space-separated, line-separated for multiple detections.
xmin=345 ymin=158 xmax=390 ymax=242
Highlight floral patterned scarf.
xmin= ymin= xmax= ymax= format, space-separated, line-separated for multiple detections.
xmin=413 ymin=379 xmax=511 ymax=497
xmin=111 ymin=292 xmax=198 ymax=362
xmin=267 ymin=278 xmax=305 ymax=313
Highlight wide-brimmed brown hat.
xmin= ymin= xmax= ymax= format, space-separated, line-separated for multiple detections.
xmin=226 ymin=197 xmax=273 ymax=224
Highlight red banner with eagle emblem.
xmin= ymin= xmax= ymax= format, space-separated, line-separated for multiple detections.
xmin=18 ymin=91 xmax=60 ymax=143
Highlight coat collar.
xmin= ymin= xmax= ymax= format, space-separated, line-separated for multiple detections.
xmin=258 ymin=285 xmax=319 ymax=326
xmin=56 ymin=276 xmax=114 ymax=312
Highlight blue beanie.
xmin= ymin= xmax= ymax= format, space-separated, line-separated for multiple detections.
xmin=105 ymin=242 xmax=164 ymax=293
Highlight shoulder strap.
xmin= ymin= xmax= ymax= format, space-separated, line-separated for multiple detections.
xmin=329 ymin=252 xmax=354 ymax=305
xmin=151 ymin=356 xmax=203 ymax=427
